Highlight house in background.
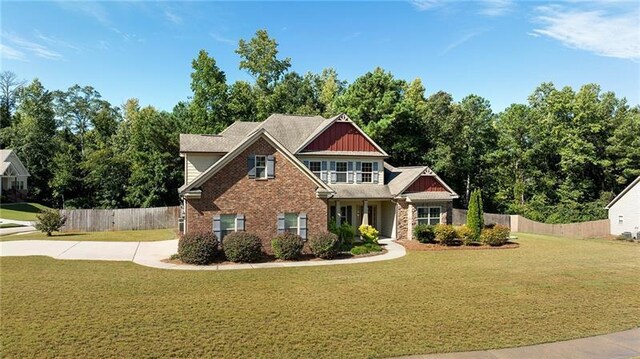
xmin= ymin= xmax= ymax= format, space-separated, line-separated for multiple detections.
xmin=179 ymin=113 xmax=458 ymax=251
xmin=606 ymin=176 xmax=640 ymax=238
xmin=0 ymin=149 xmax=30 ymax=202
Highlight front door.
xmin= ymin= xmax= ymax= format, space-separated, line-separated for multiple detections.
xmin=330 ymin=205 xmax=353 ymax=225
xmin=360 ymin=205 xmax=377 ymax=228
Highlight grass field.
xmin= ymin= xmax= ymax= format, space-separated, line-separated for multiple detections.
xmin=1 ymin=233 xmax=638 ymax=358
xmin=0 ymin=202 xmax=51 ymax=221
xmin=0 ymin=228 xmax=177 ymax=242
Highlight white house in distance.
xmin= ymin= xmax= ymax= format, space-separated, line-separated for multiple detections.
xmin=605 ymin=176 xmax=640 ymax=238
xmin=0 ymin=149 xmax=30 ymax=201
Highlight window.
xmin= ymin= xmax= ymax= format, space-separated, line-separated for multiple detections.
xmin=255 ymin=155 xmax=267 ymax=179
xmin=285 ymin=213 xmax=299 ymax=234
xmin=619 ymin=216 xmax=624 ymax=225
xmin=417 ymin=206 xmax=441 ymax=225
xmin=220 ymin=214 xmax=236 ymax=240
xmin=309 ymin=161 xmax=321 ymax=178
xmin=361 ymin=162 xmax=373 ymax=183
xmin=336 ymin=162 xmax=348 ymax=183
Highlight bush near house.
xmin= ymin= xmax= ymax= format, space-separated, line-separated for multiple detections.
xmin=467 ymin=189 xmax=484 ymax=241
xmin=457 ymin=225 xmax=475 ymax=246
xmin=413 ymin=224 xmax=436 ymax=243
xmin=434 ymin=224 xmax=457 ymax=246
xmin=480 ymin=225 xmax=511 ymax=246
xmin=271 ymin=232 xmax=304 ymax=260
xmin=350 ymin=242 xmax=382 ymax=255
xmin=35 ymin=210 xmax=67 ymax=236
xmin=358 ymin=224 xmax=379 ymax=244
xmin=177 ymin=231 xmax=219 ymax=265
xmin=308 ymin=232 xmax=340 ymax=259
xmin=329 ymin=219 xmax=356 ymax=244
xmin=223 ymin=232 xmax=263 ymax=263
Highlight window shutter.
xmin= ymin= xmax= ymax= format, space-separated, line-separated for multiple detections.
xmin=303 ymin=160 xmax=309 ymax=169
xmin=355 ymin=161 xmax=362 ymax=184
xmin=347 ymin=162 xmax=354 ymax=183
xmin=277 ymin=213 xmax=285 ymax=234
xmin=236 ymin=214 xmax=245 ymax=232
xmin=213 ymin=214 xmax=221 ymax=242
xmin=321 ymin=161 xmax=328 ymax=182
xmin=372 ymin=162 xmax=379 ymax=183
xmin=247 ymin=156 xmax=256 ymax=179
xmin=330 ymin=161 xmax=336 ymax=183
xmin=299 ymin=213 xmax=307 ymax=240
xmin=267 ymin=155 xmax=275 ymax=179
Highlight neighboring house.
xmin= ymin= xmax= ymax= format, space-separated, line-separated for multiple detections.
xmin=605 ymin=176 xmax=640 ymax=238
xmin=0 ymin=149 xmax=30 ymax=202
xmin=179 ymin=113 xmax=458 ymax=250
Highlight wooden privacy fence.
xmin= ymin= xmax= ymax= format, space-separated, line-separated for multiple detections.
xmin=452 ymin=209 xmax=511 ymax=228
xmin=61 ymin=206 xmax=180 ymax=232
xmin=511 ymin=216 xmax=610 ymax=239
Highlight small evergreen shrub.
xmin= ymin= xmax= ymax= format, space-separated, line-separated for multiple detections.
xmin=339 ymin=223 xmax=355 ymax=243
xmin=308 ymin=232 xmax=340 ymax=259
xmin=271 ymin=232 xmax=304 ymax=260
xmin=35 ymin=210 xmax=67 ymax=236
xmin=358 ymin=224 xmax=379 ymax=243
xmin=178 ymin=231 xmax=219 ymax=265
xmin=350 ymin=242 xmax=382 ymax=255
xmin=223 ymin=232 xmax=263 ymax=262
xmin=434 ymin=224 xmax=457 ymax=246
xmin=413 ymin=224 xmax=435 ymax=243
xmin=466 ymin=189 xmax=484 ymax=241
xmin=480 ymin=225 xmax=511 ymax=246
xmin=457 ymin=225 xmax=475 ymax=245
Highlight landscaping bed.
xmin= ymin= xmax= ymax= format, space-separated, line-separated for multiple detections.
xmin=398 ymin=239 xmax=519 ymax=251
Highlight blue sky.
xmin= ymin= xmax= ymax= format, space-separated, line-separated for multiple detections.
xmin=2 ymin=1 xmax=639 ymax=113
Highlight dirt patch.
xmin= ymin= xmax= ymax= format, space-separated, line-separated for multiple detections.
xmin=397 ymin=240 xmax=519 ymax=251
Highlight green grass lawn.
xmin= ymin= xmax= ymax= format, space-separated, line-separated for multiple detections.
xmin=0 ymin=223 xmax=25 ymax=229
xmin=0 ymin=202 xmax=51 ymax=221
xmin=0 ymin=228 xmax=177 ymax=242
xmin=1 ymin=233 xmax=638 ymax=358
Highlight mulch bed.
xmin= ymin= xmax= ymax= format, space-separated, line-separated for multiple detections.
xmin=397 ymin=240 xmax=519 ymax=251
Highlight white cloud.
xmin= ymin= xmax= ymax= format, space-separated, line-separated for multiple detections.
xmin=1 ymin=44 xmax=27 ymax=61
xmin=2 ymin=32 xmax=63 ymax=60
xmin=210 ymin=32 xmax=235 ymax=45
xmin=55 ymin=1 xmax=110 ymax=25
xmin=164 ymin=10 xmax=182 ymax=24
xmin=410 ymin=0 xmax=443 ymax=11
xmin=480 ymin=0 xmax=513 ymax=16
xmin=34 ymin=30 xmax=82 ymax=52
xmin=343 ymin=32 xmax=361 ymax=41
xmin=440 ymin=31 xmax=482 ymax=55
xmin=532 ymin=5 xmax=640 ymax=60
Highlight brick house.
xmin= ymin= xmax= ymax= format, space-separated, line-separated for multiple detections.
xmin=179 ymin=113 xmax=458 ymax=249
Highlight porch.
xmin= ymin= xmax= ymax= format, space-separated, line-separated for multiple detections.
xmin=327 ymin=199 xmax=397 ymax=238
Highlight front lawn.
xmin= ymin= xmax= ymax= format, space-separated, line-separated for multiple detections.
xmin=0 ymin=202 xmax=51 ymax=221
xmin=0 ymin=228 xmax=177 ymax=242
xmin=1 ymin=233 xmax=638 ymax=358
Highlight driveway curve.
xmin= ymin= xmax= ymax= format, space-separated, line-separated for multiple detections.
xmin=0 ymin=238 xmax=406 ymax=270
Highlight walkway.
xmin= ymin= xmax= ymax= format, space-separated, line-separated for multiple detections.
xmin=0 ymin=238 xmax=406 ymax=270
xmin=0 ymin=217 xmax=36 ymax=236
xmin=396 ymin=327 xmax=640 ymax=359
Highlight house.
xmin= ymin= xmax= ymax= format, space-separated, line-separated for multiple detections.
xmin=605 ymin=176 xmax=640 ymax=238
xmin=178 ymin=113 xmax=458 ymax=250
xmin=0 ymin=149 xmax=30 ymax=202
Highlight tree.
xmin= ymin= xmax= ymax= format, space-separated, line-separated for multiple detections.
xmin=189 ymin=50 xmax=229 ymax=134
xmin=35 ymin=210 xmax=67 ymax=236
xmin=0 ymin=71 xmax=24 ymax=130
xmin=316 ymin=68 xmax=345 ymax=117
xmin=466 ymin=189 xmax=484 ymax=241
xmin=227 ymin=81 xmax=257 ymax=122
xmin=236 ymin=29 xmax=291 ymax=93
xmin=53 ymin=85 xmax=104 ymax=155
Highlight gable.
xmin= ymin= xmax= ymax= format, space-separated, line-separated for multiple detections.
xmin=303 ymin=122 xmax=381 ymax=153
xmin=404 ymin=175 xmax=449 ymax=193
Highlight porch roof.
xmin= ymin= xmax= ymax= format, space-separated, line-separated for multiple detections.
xmin=329 ymin=184 xmax=393 ymax=199
xmin=402 ymin=192 xmax=458 ymax=201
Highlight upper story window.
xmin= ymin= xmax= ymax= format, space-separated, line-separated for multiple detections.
xmin=309 ymin=161 xmax=321 ymax=178
xmin=255 ymin=155 xmax=267 ymax=179
xmin=361 ymin=162 xmax=373 ymax=183
xmin=336 ymin=161 xmax=348 ymax=183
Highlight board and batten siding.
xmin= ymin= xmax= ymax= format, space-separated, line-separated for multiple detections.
xmin=608 ymin=179 xmax=640 ymax=236
xmin=185 ymin=153 xmax=223 ymax=185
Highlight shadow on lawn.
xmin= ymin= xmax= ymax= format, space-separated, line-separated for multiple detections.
xmin=0 ymin=203 xmax=44 ymax=214
xmin=48 ymin=233 xmax=89 ymax=238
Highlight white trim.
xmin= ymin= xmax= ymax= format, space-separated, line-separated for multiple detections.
xmin=605 ymin=176 xmax=640 ymax=209
xmin=416 ymin=206 xmax=442 ymax=226
xmin=335 ymin=161 xmax=348 ymax=183
xmin=361 ymin=161 xmax=373 ymax=183
xmin=254 ymin=155 xmax=267 ymax=179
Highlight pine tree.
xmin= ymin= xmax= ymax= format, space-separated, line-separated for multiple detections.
xmin=467 ymin=189 xmax=483 ymax=241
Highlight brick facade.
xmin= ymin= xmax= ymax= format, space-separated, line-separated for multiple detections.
xmin=185 ymin=137 xmax=328 ymax=253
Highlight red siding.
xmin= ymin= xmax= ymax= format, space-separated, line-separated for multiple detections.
xmin=305 ymin=122 xmax=379 ymax=152
xmin=405 ymin=176 xmax=448 ymax=193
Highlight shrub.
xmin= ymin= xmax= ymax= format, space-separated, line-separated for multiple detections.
xmin=35 ymin=210 xmax=67 ymax=236
xmin=434 ymin=224 xmax=457 ymax=246
xmin=480 ymin=224 xmax=511 ymax=246
xmin=457 ymin=225 xmax=475 ymax=246
xmin=308 ymin=232 xmax=340 ymax=259
xmin=358 ymin=224 xmax=379 ymax=243
xmin=467 ymin=189 xmax=484 ymax=241
xmin=223 ymin=232 xmax=263 ymax=263
xmin=178 ymin=231 xmax=219 ymax=265
xmin=271 ymin=232 xmax=304 ymax=260
xmin=350 ymin=242 xmax=382 ymax=255
xmin=413 ymin=224 xmax=435 ymax=243
xmin=328 ymin=219 xmax=354 ymax=244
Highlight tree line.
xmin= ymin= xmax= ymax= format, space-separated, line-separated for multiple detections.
xmin=1 ymin=30 xmax=638 ymax=223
